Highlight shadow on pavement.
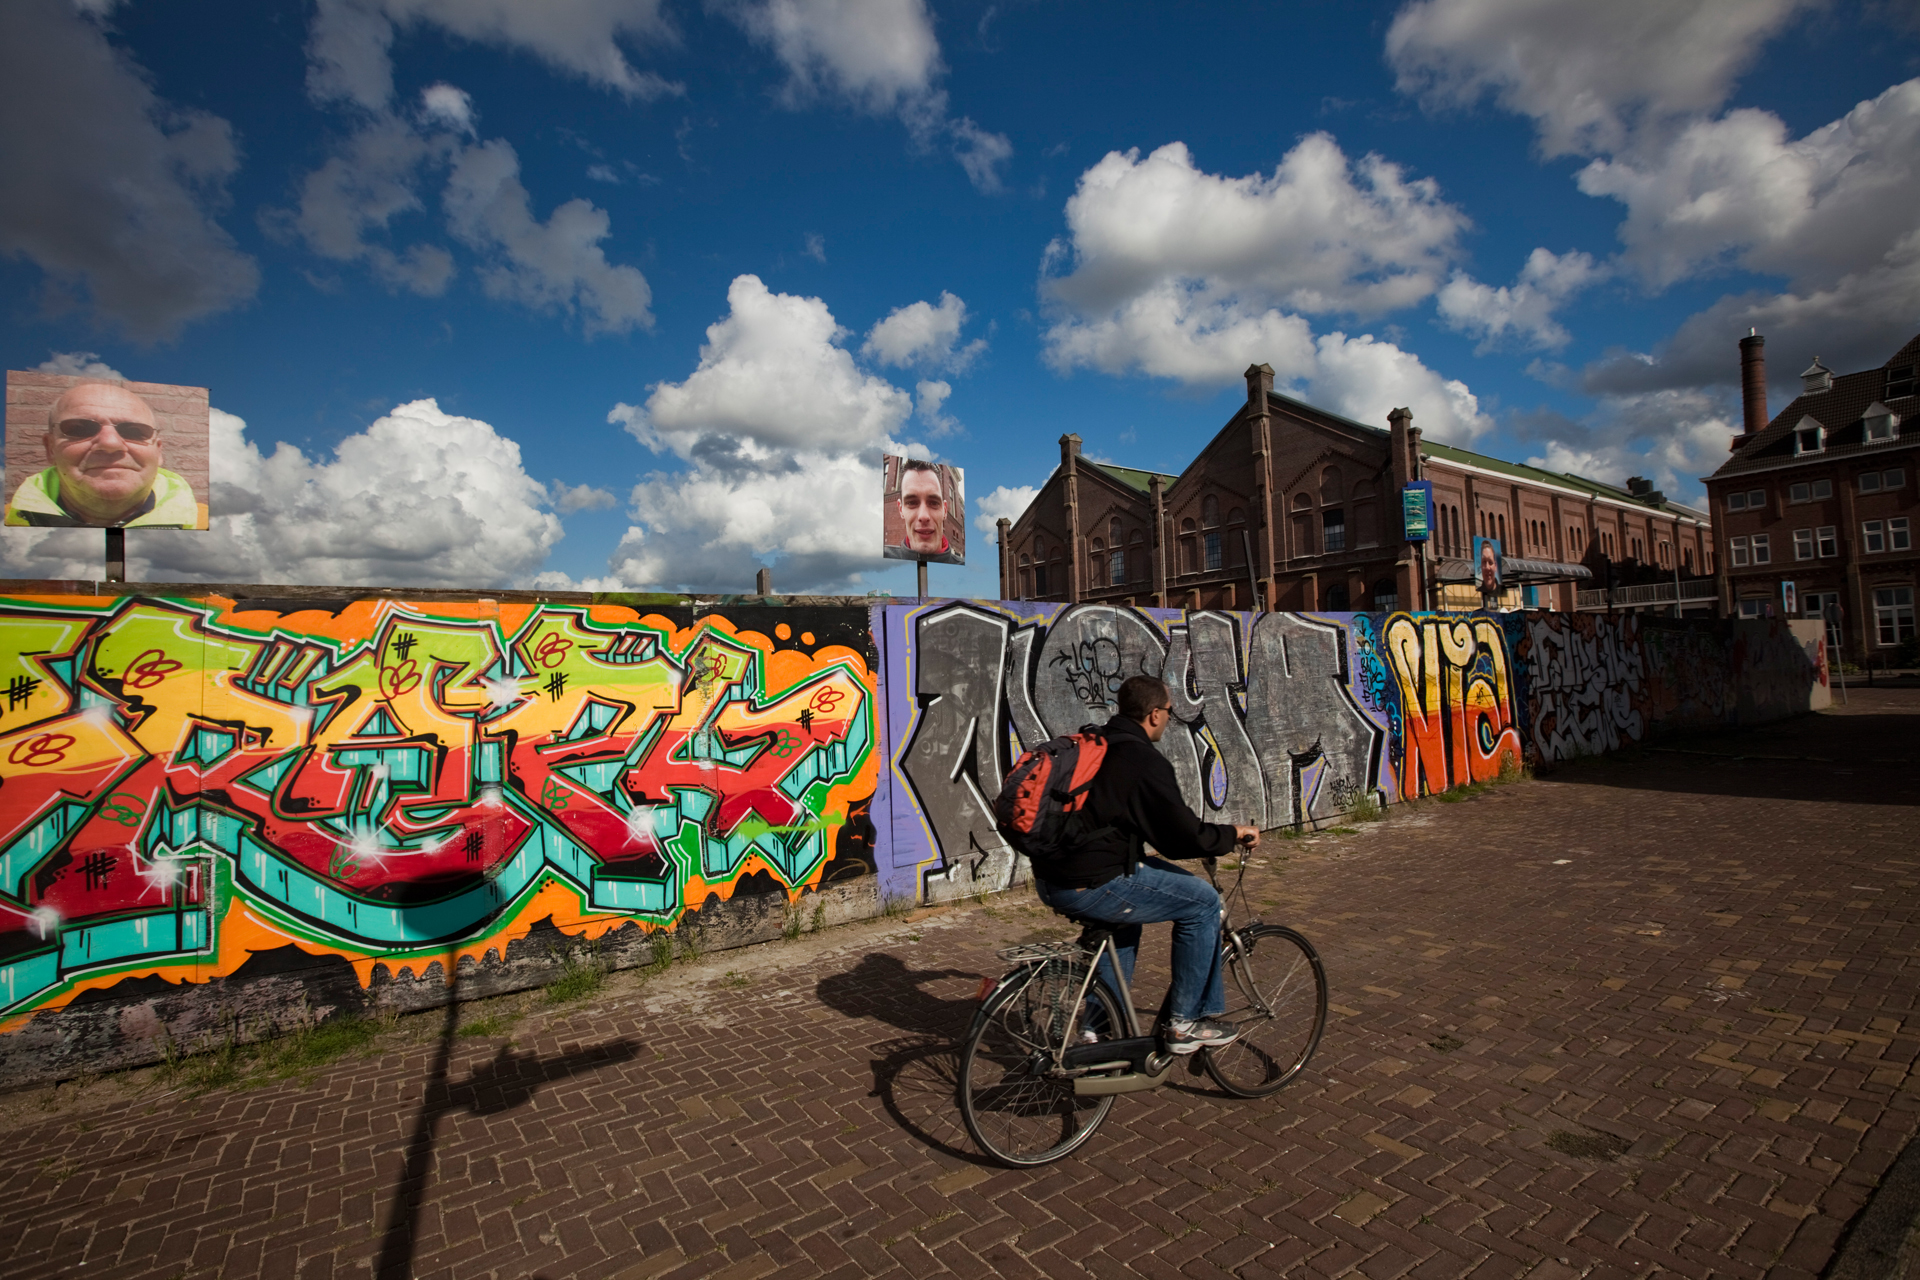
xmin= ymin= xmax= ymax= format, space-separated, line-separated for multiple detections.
xmin=1539 ymin=710 xmax=1920 ymax=807
xmin=814 ymin=952 xmax=985 ymax=1038
xmin=372 ymin=951 xmax=641 ymax=1280
xmin=447 ymin=1038 xmax=642 ymax=1116
xmin=866 ymin=1035 xmax=986 ymax=1163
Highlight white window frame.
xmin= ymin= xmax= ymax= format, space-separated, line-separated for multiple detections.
xmin=1865 ymin=520 xmax=1887 ymax=554
xmin=1751 ymin=533 xmax=1771 ymax=565
xmin=1893 ymin=517 xmax=1912 ymax=553
xmin=1793 ymin=528 xmax=1815 ymax=561
xmin=1873 ymin=586 xmax=1915 ymax=646
xmin=1817 ymin=526 xmax=1838 ymax=558
xmin=1796 ymin=424 xmax=1824 ymax=455
xmin=1885 ymin=469 xmax=1906 ymax=490
xmin=1862 ymin=472 xmax=1884 ymax=493
xmin=1737 ymin=599 xmax=1765 ymax=619
xmin=1730 ymin=535 xmax=1750 ymax=567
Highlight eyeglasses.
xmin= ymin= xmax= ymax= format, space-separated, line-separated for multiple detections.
xmin=55 ymin=418 xmax=157 ymax=443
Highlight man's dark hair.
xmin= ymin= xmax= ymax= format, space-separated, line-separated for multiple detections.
xmin=1117 ymin=675 xmax=1170 ymax=722
xmin=901 ymin=458 xmax=938 ymax=475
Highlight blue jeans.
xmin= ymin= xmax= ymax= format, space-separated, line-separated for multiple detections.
xmin=1034 ymin=857 xmax=1226 ymax=1023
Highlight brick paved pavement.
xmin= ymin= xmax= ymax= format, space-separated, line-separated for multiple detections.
xmin=4 ymin=689 xmax=1918 ymax=1280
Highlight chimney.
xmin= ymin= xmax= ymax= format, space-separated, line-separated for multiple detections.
xmin=1388 ymin=407 xmax=1413 ymax=491
xmin=1245 ymin=363 xmax=1274 ymax=414
xmin=1059 ymin=433 xmax=1081 ymax=470
xmin=1738 ymin=329 xmax=1767 ymax=442
xmin=755 ymin=567 xmax=772 ymax=596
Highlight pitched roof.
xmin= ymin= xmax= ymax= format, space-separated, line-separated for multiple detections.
xmin=1421 ymin=441 xmax=1706 ymax=519
xmin=1712 ymin=332 xmax=1920 ymax=478
xmin=1085 ymin=461 xmax=1176 ymax=494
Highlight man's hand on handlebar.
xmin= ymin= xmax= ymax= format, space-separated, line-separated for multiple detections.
xmin=1233 ymin=825 xmax=1261 ymax=849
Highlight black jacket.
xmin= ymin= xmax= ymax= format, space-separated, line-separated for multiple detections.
xmin=1033 ymin=714 xmax=1240 ymax=888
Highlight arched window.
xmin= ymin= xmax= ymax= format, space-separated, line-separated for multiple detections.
xmin=1109 ymin=516 xmax=1122 ymax=546
xmin=1018 ymin=554 xmax=1032 ymax=599
xmin=1090 ymin=537 xmax=1106 ymax=586
xmin=1292 ymin=492 xmax=1311 ymax=510
xmin=1129 ymin=531 xmax=1147 ymax=582
xmin=1371 ymin=578 xmax=1398 ymax=612
xmin=1320 ymin=466 xmax=1342 ymax=504
xmin=1202 ymin=495 xmax=1220 ymax=527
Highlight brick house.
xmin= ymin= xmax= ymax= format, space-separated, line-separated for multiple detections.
xmin=1707 ymin=331 xmax=1919 ymax=659
xmin=995 ymin=364 xmax=1714 ymax=613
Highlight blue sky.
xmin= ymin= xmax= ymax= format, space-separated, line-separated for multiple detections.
xmin=2 ymin=0 xmax=1916 ymax=596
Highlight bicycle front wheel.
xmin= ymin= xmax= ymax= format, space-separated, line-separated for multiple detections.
xmin=1203 ymin=924 xmax=1327 ymax=1098
xmin=958 ymin=960 xmax=1120 ymax=1166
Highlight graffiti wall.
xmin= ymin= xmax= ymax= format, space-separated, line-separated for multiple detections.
xmin=877 ymin=604 xmax=1819 ymax=901
xmin=0 ymin=588 xmax=1820 ymax=1082
xmin=1517 ymin=612 xmax=1821 ymax=763
xmin=0 ymin=592 xmax=877 ymax=1077
xmin=874 ymin=603 xmax=1530 ymax=902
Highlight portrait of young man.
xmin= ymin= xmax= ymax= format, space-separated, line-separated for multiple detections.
xmin=881 ymin=455 xmax=965 ymax=565
xmin=1474 ymin=536 xmax=1503 ymax=600
xmin=4 ymin=373 xmax=210 ymax=530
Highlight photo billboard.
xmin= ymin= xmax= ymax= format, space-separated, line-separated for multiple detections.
xmin=5 ymin=371 xmax=210 ymax=530
xmin=1473 ymin=535 xmax=1503 ymax=595
xmin=881 ymin=454 xmax=964 ymax=564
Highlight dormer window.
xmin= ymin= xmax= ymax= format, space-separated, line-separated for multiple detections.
xmin=1801 ymin=357 xmax=1833 ymax=395
xmin=1794 ymin=416 xmax=1824 ymax=455
xmin=1863 ymin=401 xmax=1899 ymax=443
xmin=1887 ymin=364 xmax=1915 ymax=401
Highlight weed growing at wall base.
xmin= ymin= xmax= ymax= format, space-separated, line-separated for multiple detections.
xmin=544 ymin=952 xmax=608 ymax=1004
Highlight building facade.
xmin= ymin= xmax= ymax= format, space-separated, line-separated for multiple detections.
xmin=996 ymin=364 xmax=1714 ymax=614
xmin=1707 ymin=332 xmax=1919 ymax=660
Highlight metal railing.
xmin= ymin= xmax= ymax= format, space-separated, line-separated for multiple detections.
xmin=1575 ymin=579 xmax=1719 ymax=610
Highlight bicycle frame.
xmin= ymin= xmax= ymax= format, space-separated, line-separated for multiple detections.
xmin=986 ymin=931 xmax=1174 ymax=1096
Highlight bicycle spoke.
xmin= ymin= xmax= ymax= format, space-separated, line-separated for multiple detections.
xmin=1203 ymin=925 xmax=1327 ymax=1098
xmin=959 ymin=960 xmax=1119 ymax=1166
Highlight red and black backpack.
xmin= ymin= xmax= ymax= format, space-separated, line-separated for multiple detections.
xmin=993 ymin=726 xmax=1107 ymax=865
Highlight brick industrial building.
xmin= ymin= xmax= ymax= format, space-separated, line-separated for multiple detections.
xmin=1707 ymin=331 xmax=1919 ymax=659
xmin=996 ymin=363 xmax=1714 ymax=613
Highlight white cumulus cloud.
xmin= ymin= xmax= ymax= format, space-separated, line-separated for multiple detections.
xmin=36 ymin=351 xmax=128 ymax=380
xmin=722 ymin=0 xmax=1012 ymax=191
xmin=1518 ymin=389 xmax=1734 ymax=505
xmin=1308 ymin=331 xmax=1495 ymax=442
xmin=1038 ymin=136 xmax=1490 ymax=438
xmin=307 ymin=0 xmax=681 ymax=112
xmin=604 ymin=275 xmax=935 ymax=591
xmin=444 ymin=138 xmax=653 ymax=334
xmin=1577 ymin=79 xmax=1920 ymax=290
xmin=263 ymin=115 xmax=457 ymax=296
xmin=862 ymin=291 xmax=986 ymax=371
xmin=1386 ymin=0 xmax=1815 ymax=158
xmin=973 ymin=483 xmax=1038 ymax=536
xmin=0 ymin=400 xmax=563 ymax=586
xmin=0 ymin=0 xmax=258 ymax=338
xmin=615 ymin=274 xmax=910 ymax=457
xmin=1436 ymin=248 xmax=1608 ymax=352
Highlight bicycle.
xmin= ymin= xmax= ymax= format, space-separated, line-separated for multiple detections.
xmin=957 ymin=855 xmax=1328 ymax=1167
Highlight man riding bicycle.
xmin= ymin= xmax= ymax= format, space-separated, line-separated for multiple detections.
xmin=1029 ymin=674 xmax=1261 ymax=1055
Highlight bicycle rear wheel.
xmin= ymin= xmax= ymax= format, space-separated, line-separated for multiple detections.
xmin=959 ymin=959 xmax=1120 ymax=1166
xmin=1203 ymin=924 xmax=1327 ymax=1098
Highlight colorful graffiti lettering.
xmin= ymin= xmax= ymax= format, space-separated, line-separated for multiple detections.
xmin=0 ymin=597 xmax=876 ymax=1025
xmin=1381 ymin=614 xmax=1523 ymax=799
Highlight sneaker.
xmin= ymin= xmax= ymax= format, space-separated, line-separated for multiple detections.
xmin=1163 ymin=1016 xmax=1240 ymax=1055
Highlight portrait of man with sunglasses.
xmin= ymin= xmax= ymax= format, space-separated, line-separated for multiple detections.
xmin=5 ymin=381 xmax=206 ymax=529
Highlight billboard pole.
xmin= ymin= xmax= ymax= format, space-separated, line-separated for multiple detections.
xmin=917 ymin=557 xmax=928 ymax=600
xmin=105 ymin=528 xmax=125 ymax=583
